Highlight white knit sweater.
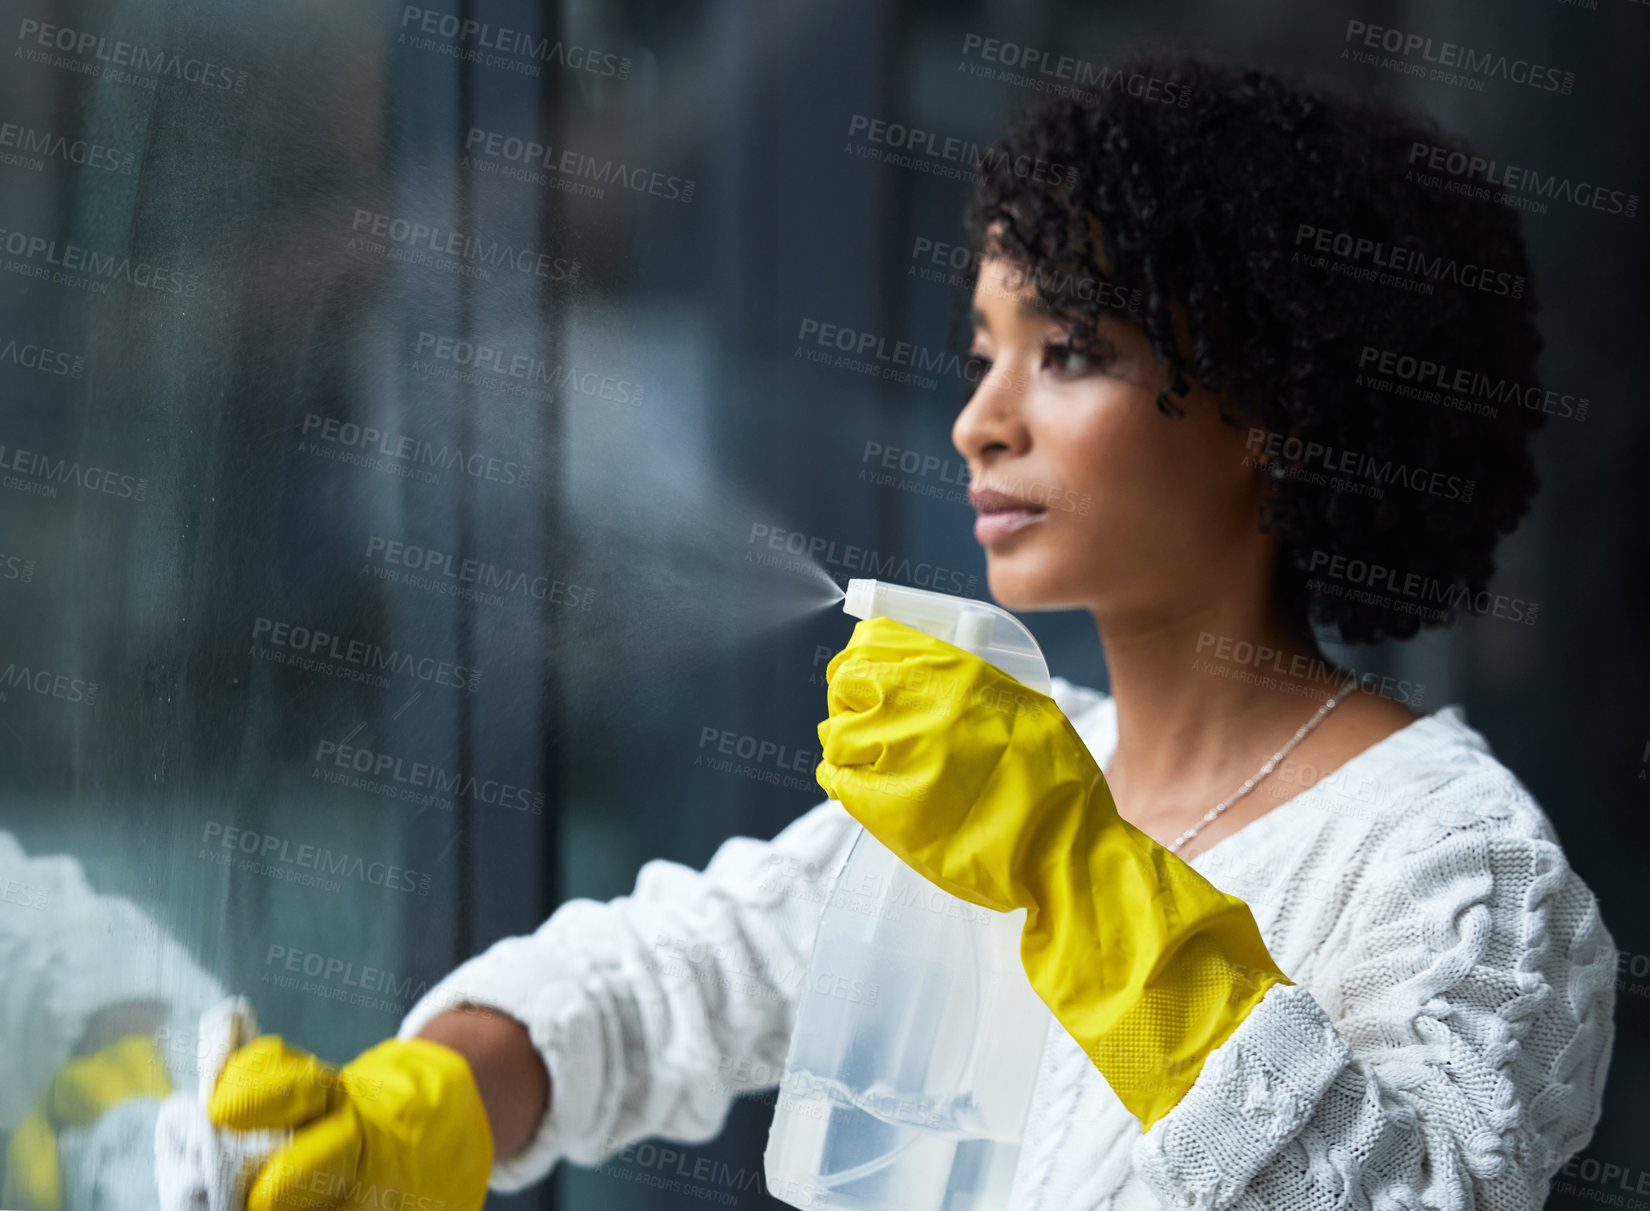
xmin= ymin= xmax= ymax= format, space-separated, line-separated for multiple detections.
xmin=398 ymin=679 xmax=1617 ymax=1210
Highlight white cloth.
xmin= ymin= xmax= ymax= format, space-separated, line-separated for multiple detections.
xmin=397 ymin=681 xmax=1618 ymax=1210
xmin=154 ymin=998 xmax=287 ymax=1211
xmin=57 ymin=1096 xmax=166 ymax=1211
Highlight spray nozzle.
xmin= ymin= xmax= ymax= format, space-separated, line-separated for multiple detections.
xmin=841 ymin=578 xmax=1051 ymax=694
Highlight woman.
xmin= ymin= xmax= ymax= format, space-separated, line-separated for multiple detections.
xmin=205 ymin=48 xmax=1615 ymax=1211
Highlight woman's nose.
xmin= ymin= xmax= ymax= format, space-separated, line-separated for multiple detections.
xmin=952 ymin=364 xmax=1028 ymax=464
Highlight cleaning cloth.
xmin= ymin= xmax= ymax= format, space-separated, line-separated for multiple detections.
xmin=153 ymin=998 xmax=287 ymax=1211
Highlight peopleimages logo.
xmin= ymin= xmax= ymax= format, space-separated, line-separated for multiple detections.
xmin=1193 ymin=631 xmax=1425 ymax=707
xmin=0 ymin=121 xmax=134 ymax=174
xmin=1549 ymin=1155 xmax=1650 ymax=1200
xmin=0 ymin=552 xmax=36 ymax=583
xmin=363 ymin=535 xmax=595 ymax=610
xmin=463 ymin=127 xmax=692 ymax=202
xmin=0 ymin=336 xmax=83 ymax=377
xmin=1406 ymin=140 xmax=1637 ymax=220
xmin=313 ymin=738 xmax=547 ymax=814
xmin=0 ymin=224 xmax=198 ymax=296
xmin=846 ymin=114 xmax=1078 ymax=186
xmin=797 ymin=317 xmax=971 ymax=380
xmin=413 ymin=330 xmax=644 ymax=407
xmin=249 ymin=616 xmax=481 ymax=691
xmin=250 ymin=1161 xmax=444 ymax=1211
xmin=1305 ymin=550 xmax=1539 ymax=625
xmin=0 ymin=657 xmax=98 ymax=705
xmin=0 ymin=873 xmax=47 ymax=910
xmin=1341 ymin=20 xmax=1575 ymax=95
xmin=1294 ymin=224 xmax=1525 ymax=298
xmin=299 ymin=413 xmax=532 ymax=488
xmin=263 ymin=944 xmax=429 ymax=1019
xmin=1243 ymin=428 xmax=1474 ymax=503
xmin=907 ymin=236 xmax=1141 ymax=312
xmin=1357 ymin=346 xmax=1588 ymax=422
xmin=858 ymin=439 xmax=1098 ymax=517
xmin=398 ymin=6 xmax=631 ymax=78
xmin=598 ymin=1130 xmax=766 ymax=1202
xmin=202 ymin=823 xmax=433 ymax=895
xmin=957 ymin=34 xmax=1192 ymax=107
xmin=14 ymin=17 xmax=250 ymax=92
xmin=0 ymin=442 xmax=148 ymax=502
xmin=349 ymin=209 xmax=580 ymax=283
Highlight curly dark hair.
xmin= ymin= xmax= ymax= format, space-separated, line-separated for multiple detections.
xmin=959 ymin=46 xmax=1546 ymax=645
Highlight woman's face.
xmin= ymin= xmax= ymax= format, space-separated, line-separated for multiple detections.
xmin=953 ymin=255 xmax=1271 ymax=617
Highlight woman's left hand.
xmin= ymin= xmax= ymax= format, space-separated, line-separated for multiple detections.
xmin=815 ymin=616 xmax=1289 ymax=1130
xmin=814 ymin=615 xmax=1105 ymax=915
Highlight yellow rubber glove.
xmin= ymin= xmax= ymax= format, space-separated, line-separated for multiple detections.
xmin=3 ymin=1033 xmax=173 ymax=1211
xmin=207 ymin=1035 xmax=493 ymax=1211
xmin=815 ymin=616 xmax=1292 ymax=1130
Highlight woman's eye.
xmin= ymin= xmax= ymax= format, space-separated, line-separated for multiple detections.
xmin=1043 ymin=337 xmax=1119 ymax=379
xmin=1043 ymin=342 xmax=1094 ymax=377
xmin=965 ymin=352 xmax=993 ymax=379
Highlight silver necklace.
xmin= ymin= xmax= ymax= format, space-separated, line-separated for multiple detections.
xmin=1109 ymin=675 xmax=1361 ymax=856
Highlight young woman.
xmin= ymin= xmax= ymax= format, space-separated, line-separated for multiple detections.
xmin=206 ymin=49 xmax=1615 ymax=1211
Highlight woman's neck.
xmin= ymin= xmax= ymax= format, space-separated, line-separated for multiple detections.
xmin=1094 ymin=592 xmax=1341 ymax=835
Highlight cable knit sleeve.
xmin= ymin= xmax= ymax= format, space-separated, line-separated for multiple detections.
xmin=1130 ymin=770 xmax=1616 ymax=1211
xmin=397 ymin=798 xmax=863 ymax=1193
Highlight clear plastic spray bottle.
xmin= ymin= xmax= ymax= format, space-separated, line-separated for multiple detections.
xmin=764 ymin=579 xmax=1054 ymax=1211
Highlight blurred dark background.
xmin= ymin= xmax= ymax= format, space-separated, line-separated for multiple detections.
xmin=0 ymin=0 xmax=1646 ymax=1207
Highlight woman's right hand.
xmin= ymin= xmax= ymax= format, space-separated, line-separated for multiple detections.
xmin=208 ymin=1034 xmax=494 ymax=1211
xmin=414 ymin=1005 xmax=551 ymax=1160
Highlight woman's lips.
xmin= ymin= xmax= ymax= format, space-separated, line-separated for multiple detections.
xmin=974 ymin=507 xmax=1047 ymax=546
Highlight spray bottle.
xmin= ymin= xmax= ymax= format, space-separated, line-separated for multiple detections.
xmin=764 ymin=579 xmax=1054 ymax=1211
